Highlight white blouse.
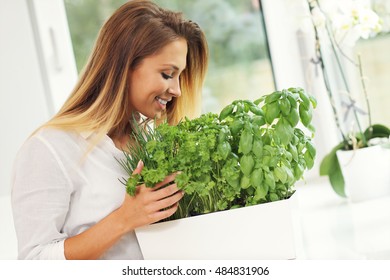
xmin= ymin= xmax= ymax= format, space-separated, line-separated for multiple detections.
xmin=11 ymin=128 xmax=143 ymax=259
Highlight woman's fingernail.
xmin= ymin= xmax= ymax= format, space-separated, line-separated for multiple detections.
xmin=137 ymin=160 xmax=143 ymax=169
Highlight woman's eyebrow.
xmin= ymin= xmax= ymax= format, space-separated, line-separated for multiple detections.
xmin=162 ymin=64 xmax=180 ymax=71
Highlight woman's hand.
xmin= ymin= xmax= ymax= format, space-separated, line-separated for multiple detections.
xmin=117 ymin=160 xmax=184 ymax=232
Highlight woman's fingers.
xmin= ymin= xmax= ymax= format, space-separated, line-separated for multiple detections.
xmin=152 ymin=172 xmax=179 ymax=190
xmin=138 ymin=172 xmax=182 ymax=201
xmin=148 ymin=202 xmax=179 ymax=222
xmin=148 ymin=189 xmax=184 ymax=213
xmin=132 ymin=160 xmax=144 ymax=175
xmin=149 ymin=182 xmax=182 ymax=202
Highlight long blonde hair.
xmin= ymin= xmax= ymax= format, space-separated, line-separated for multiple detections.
xmin=42 ymin=0 xmax=208 ymax=146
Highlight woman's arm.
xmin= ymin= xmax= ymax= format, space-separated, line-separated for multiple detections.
xmin=12 ymin=136 xmax=72 ymax=259
xmin=64 ymin=161 xmax=184 ymax=260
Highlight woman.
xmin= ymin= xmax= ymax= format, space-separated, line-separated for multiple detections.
xmin=11 ymin=0 xmax=208 ymax=260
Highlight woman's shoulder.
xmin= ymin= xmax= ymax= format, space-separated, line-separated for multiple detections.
xmin=33 ymin=127 xmax=79 ymax=142
xmin=13 ymin=128 xmax=90 ymax=177
xmin=20 ymin=128 xmax=85 ymax=158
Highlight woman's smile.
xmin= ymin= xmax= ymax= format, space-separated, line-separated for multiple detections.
xmin=155 ymin=96 xmax=171 ymax=110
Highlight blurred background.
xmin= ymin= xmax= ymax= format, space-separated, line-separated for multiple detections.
xmin=1 ymin=0 xmax=389 ymax=260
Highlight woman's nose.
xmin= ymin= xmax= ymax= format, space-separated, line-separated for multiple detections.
xmin=169 ymin=79 xmax=182 ymax=97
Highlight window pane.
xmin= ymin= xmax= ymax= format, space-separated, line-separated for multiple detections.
xmin=355 ymin=33 xmax=390 ymax=128
xmin=64 ymin=0 xmax=127 ymax=71
xmin=64 ymin=0 xmax=275 ymax=114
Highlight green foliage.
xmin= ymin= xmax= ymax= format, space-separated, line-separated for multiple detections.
xmin=117 ymin=88 xmax=317 ymax=220
xmin=154 ymin=0 xmax=268 ymax=69
xmin=64 ymin=0 xmax=127 ymax=72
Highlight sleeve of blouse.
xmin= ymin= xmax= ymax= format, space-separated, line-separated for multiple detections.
xmin=11 ymin=134 xmax=73 ymax=260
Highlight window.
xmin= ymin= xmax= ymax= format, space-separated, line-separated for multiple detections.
xmin=64 ymin=0 xmax=127 ymax=71
xmin=355 ymin=33 xmax=390 ymax=128
xmin=64 ymin=0 xmax=275 ymax=114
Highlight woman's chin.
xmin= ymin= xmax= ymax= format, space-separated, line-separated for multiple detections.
xmin=144 ymin=111 xmax=162 ymax=120
xmin=154 ymin=111 xmax=162 ymax=120
xmin=137 ymin=109 xmax=164 ymax=121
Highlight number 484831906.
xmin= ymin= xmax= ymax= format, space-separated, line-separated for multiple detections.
xmin=214 ymin=267 xmax=269 ymax=276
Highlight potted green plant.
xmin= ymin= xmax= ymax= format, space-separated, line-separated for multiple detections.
xmin=117 ymin=87 xmax=317 ymax=259
xmin=307 ymin=0 xmax=390 ymax=201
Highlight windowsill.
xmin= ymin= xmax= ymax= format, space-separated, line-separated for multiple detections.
xmin=294 ymin=176 xmax=390 ymax=259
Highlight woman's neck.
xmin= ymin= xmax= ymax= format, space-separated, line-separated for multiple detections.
xmin=111 ymin=134 xmax=131 ymax=152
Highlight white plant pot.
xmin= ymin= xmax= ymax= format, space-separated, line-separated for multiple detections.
xmin=336 ymin=145 xmax=390 ymax=202
xmin=135 ymin=193 xmax=298 ymax=260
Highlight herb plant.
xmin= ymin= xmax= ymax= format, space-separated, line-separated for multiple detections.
xmin=118 ymin=87 xmax=317 ymax=220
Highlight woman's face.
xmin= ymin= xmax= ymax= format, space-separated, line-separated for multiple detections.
xmin=129 ymin=38 xmax=188 ymax=119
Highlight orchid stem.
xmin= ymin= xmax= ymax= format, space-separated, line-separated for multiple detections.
xmin=324 ymin=21 xmax=366 ymax=145
xmin=358 ymin=54 xmax=372 ymax=138
xmin=308 ymin=1 xmax=348 ymax=146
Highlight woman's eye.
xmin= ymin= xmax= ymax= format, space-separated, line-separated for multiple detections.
xmin=161 ymin=73 xmax=173 ymax=80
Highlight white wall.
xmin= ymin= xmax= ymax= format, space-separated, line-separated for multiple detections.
xmin=0 ymin=0 xmax=49 ymax=197
xmin=0 ymin=0 xmax=77 ymax=197
xmin=0 ymin=0 xmax=77 ymax=259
